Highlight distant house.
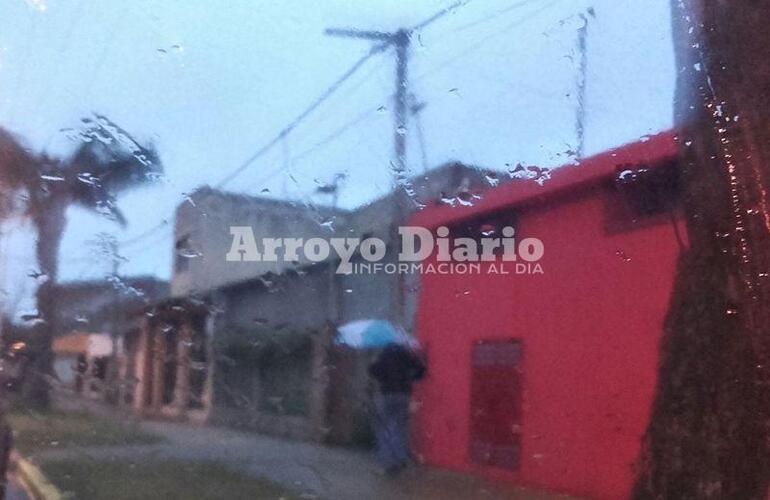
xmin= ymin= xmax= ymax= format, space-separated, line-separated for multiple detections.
xmin=54 ymin=277 xmax=170 ymax=337
xmin=52 ymin=332 xmax=112 ymax=397
xmin=50 ymin=277 xmax=169 ymax=399
xmin=409 ymin=131 xmax=683 ymax=500
xmin=130 ymin=163 xmax=495 ymax=444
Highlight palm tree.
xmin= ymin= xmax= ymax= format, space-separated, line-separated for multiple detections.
xmin=634 ymin=1 xmax=770 ymax=498
xmin=0 ymin=116 xmax=161 ymax=409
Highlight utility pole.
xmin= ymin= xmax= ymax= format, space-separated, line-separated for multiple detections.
xmin=410 ymin=95 xmax=429 ymax=173
xmin=315 ymin=172 xmax=346 ymax=210
xmin=315 ymin=171 xmax=346 ymax=370
xmin=325 ymin=27 xmax=412 ymax=179
xmin=575 ymin=8 xmax=593 ymax=160
xmin=326 ymin=4 xmax=459 ymax=326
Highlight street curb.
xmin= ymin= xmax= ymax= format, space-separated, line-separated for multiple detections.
xmin=10 ymin=451 xmax=63 ymax=500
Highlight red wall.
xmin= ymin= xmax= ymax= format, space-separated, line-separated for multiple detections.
xmin=412 ymin=184 xmax=686 ymax=499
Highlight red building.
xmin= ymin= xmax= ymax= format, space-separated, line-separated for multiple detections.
xmin=410 ymin=131 xmax=685 ymax=499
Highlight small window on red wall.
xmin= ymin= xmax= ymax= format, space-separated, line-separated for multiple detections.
xmin=469 ymin=340 xmax=523 ymax=471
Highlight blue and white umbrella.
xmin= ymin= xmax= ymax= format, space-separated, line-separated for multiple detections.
xmin=336 ymin=319 xmax=418 ymax=349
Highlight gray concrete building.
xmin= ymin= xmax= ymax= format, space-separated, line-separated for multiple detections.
xmin=128 ymin=162 xmax=494 ymax=444
xmin=172 ymin=187 xmax=349 ymax=297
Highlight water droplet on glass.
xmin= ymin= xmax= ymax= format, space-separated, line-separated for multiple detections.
xmin=40 ymin=174 xmax=65 ymax=182
xmin=484 ymin=173 xmax=499 ymax=187
xmin=615 ymin=250 xmax=632 ymax=262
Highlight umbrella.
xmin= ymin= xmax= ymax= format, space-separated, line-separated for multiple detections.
xmin=336 ymin=320 xmax=417 ymax=349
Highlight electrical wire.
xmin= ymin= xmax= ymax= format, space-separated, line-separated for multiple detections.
xmin=214 ymin=42 xmax=389 ymax=189
xmin=110 ymin=0 xmax=565 ymax=249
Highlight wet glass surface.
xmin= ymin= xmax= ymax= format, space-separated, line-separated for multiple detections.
xmin=1 ymin=1 xmax=766 ymax=499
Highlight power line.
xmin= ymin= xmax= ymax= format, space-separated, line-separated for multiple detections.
xmin=242 ymin=0 xmax=576 ymax=195
xmin=214 ymin=42 xmax=390 ymax=189
xmin=414 ymin=0 xmax=567 ymax=82
xmin=119 ymin=220 xmax=170 ymax=248
xmin=121 ymin=227 xmax=173 ymax=256
xmin=452 ymin=0 xmax=542 ymax=33
xmin=216 ymin=0 xmax=474 ymax=191
xmin=110 ymin=0 xmax=559 ymax=250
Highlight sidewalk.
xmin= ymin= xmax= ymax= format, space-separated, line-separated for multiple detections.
xmin=46 ymin=396 xmax=569 ymax=500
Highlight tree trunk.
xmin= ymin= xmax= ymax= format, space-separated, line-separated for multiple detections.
xmin=19 ymin=193 xmax=67 ymax=410
xmin=635 ymin=1 xmax=770 ymax=498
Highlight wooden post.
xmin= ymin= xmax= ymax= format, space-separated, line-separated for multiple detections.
xmin=199 ymin=312 xmax=216 ymax=420
xmin=173 ymin=321 xmax=192 ymax=414
xmin=132 ymin=317 xmax=150 ymax=415
xmin=309 ymin=323 xmax=333 ymax=442
xmin=150 ymin=324 xmax=166 ymax=412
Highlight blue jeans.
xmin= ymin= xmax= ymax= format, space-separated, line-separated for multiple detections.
xmin=374 ymin=392 xmax=411 ymax=469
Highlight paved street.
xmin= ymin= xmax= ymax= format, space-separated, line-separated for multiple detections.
xmin=39 ymin=397 xmax=568 ymax=500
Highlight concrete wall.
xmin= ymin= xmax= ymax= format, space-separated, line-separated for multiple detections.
xmin=171 ymin=163 xmax=493 ymax=299
xmin=172 ymin=188 xmax=348 ymax=297
xmin=219 ymin=265 xmax=333 ymax=332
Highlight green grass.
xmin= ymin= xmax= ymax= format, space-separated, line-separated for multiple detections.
xmin=7 ymin=410 xmax=161 ymax=455
xmin=42 ymin=459 xmax=302 ymax=500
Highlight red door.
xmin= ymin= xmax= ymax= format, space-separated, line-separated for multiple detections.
xmin=469 ymin=339 xmax=523 ymax=470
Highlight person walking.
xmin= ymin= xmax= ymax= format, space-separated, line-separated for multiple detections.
xmin=368 ymin=342 xmax=426 ymax=476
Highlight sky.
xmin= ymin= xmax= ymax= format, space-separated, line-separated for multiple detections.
xmin=0 ymin=0 xmax=674 ymax=317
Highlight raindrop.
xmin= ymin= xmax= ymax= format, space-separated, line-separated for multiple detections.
xmin=480 ymin=224 xmax=496 ymax=237
xmin=615 ymin=250 xmax=632 ymax=262
xmin=77 ymin=173 xmax=99 ymax=185
xmin=40 ymin=174 xmax=65 ymax=182
xmin=182 ymin=193 xmax=197 ymax=207
xmin=319 ymin=217 xmax=335 ymax=231
xmin=484 ymin=172 xmax=499 ymax=187
xmin=176 ymin=247 xmax=202 ymax=259
xmin=455 ymin=192 xmax=478 ymax=207
xmin=26 ymin=270 xmax=47 ymax=280
xmin=145 ymin=172 xmax=164 ymax=183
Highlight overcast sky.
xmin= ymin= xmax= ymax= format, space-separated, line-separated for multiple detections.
xmin=0 ymin=0 xmax=674 ymax=316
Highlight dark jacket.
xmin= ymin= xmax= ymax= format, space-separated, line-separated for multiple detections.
xmin=369 ymin=344 xmax=426 ymax=394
